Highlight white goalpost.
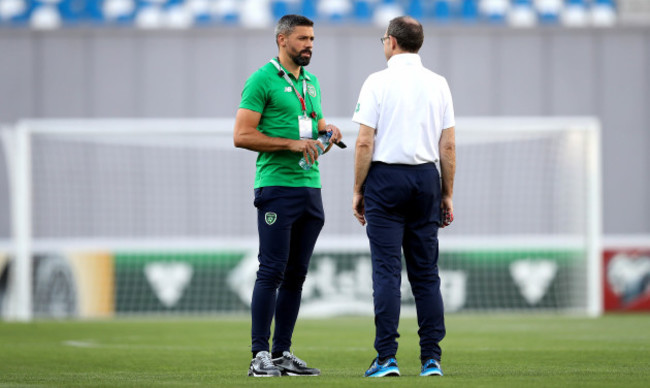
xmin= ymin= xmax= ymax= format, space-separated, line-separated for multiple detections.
xmin=450 ymin=117 xmax=603 ymax=317
xmin=0 ymin=117 xmax=602 ymax=320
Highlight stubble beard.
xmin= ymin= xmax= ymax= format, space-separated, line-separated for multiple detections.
xmin=291 ymin=50 xmax=312 ymax=67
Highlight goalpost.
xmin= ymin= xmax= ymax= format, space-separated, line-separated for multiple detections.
xmin=0 ymin=117 xmax=602 ymax=320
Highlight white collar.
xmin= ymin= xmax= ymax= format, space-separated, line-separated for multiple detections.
xmin=387 ymin=53 xmax=422 ymax=68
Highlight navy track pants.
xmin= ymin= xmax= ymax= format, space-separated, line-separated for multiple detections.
xmin=364 ymin=162 xmax=446 ymax=362
xmin=250 ymin=186 xmax=324 ymax=354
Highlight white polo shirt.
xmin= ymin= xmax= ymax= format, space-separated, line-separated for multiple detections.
xmin=352 ymin=53 xmax=455 ymax=165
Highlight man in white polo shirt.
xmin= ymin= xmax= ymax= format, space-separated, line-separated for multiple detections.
xmin=352 ymin=16 xmax=456 ymax=378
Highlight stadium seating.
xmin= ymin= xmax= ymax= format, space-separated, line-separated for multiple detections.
xmin=0 ymin=0 xmax=621 ymax=29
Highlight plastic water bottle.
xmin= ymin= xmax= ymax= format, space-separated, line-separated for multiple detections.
xmin=299 ymin=131 xmax=332 ymax=170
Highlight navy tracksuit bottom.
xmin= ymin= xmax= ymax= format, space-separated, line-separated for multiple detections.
xmin=364 ymin=162 xmax=446 ymax=362
xmin=250 ymin=186 xmax=324 ymax=354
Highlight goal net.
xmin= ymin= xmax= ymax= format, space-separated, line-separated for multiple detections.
xmin=0 ymin=117 xmax=602 ymax=320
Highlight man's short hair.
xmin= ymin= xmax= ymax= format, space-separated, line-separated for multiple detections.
xmin=275 ymin=14 xmax=314 ymax=46
xmin=387 ymin=16 xmax=424 ymax=53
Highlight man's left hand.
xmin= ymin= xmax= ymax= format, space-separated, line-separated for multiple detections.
xmin=353 ymin=192 xmax=366 ymax=226
xmin=324 ymin=124 xmax=343 ymax=150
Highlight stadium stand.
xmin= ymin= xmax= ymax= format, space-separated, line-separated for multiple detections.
xmin=0 ymin=0 xmax=622 ymax=28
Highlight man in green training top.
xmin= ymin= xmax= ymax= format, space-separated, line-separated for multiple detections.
xmin=233 ymin=14 xmax=343 ymax=377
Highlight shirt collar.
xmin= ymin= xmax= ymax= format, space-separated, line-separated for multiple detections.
xmin=286 ymin=65 xmax=311 ymax=82
xmin=272 ymin=59 xmax=311 ymax=81
xmin=387 ymin=53 xmax=422 ymax=68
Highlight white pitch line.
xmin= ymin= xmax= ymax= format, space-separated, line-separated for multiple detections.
xmin=62 ymin=340 xmax=206 ymax=350
xmin=62 ymin=341 xmax=370 ymax=353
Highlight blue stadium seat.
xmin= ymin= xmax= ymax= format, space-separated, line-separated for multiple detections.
xmin=591 ymin=0 xmax=617 ymax=27
xmin=460 ymin=0 xmax=479 ymax=23
xmin=58 ymin=0 xmax=89 ymax=24
xmin=352 ymin=0 xmax=372 ymax=23
xmin=318 ymin=0 xmax=353 ymax=23
xmin=30 ymin=1 xmax=63 ymax=29
xmin=537 ymin=0 xmax=562 ymax=24
xmin=271 ymin=0 xmax=291 ymax=20
xmin=301 ymin=0 xmax=317 ymax=20
xmin=374 ymin=0 xmax=404 ymax=25
xmin=481 ymin=0 xmax=509 ymax=24
xmin=431 ymin=0 xmax=452 ymax=23
xmin=208 ymin=0 xmax=241 ymax=25
xmin=85 ymin=0 xmax=104 ymax=23
xmin=185 ymin=0 xmax=213 ymax=26
xmin=509 ymin=0 xmax=536 ymax=27
xmin=162 ymin=0 xmax=195 ymax=28
xmin=134 ymin=1 xmax=171 ymax=29
xmin=91 ymin=0 xmax=138 ymax=25
xmin=407 ymin=0 xmax=423 ymax=19
xmin=563 ymin=0 xmax=589 ymax=26
xmin=0 ymin=0 xmax=622 ymax=28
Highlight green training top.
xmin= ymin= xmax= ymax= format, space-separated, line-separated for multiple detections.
xmin=239 ymin=61 xmax=324 ymax=189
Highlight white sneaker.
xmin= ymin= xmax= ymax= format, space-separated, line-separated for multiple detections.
xmin=273 ymin=351 xmax=321 ymax=376
xmin=248 ymin=351 xmax=282 ymax=377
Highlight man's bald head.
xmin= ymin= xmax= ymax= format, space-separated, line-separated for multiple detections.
xmin=386 ymin=16 xmax=424 ymax=53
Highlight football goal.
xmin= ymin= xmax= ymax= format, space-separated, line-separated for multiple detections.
xmin=0 ymin=117 xmax=602 ymax=320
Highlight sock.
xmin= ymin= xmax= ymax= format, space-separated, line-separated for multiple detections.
xmin=272 ymin=352 xmax=284 ymax=359
xmin=378 ymin=355 xmax=395 ymax=364
xmin=421 ymin=358 xmax=440 ymax=366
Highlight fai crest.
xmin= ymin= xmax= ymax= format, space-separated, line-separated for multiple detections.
xmin=307 ymin=84 xmax=317 ymax=97
xmin=265 ymin=212 xmax=277 ymax=225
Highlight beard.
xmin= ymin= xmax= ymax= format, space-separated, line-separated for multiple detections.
xmin=291 ymin=50 xmax=312 ymax=67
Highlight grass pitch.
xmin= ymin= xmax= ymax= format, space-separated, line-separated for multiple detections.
xmin=1 ymin=314 xmax=649 ymax=387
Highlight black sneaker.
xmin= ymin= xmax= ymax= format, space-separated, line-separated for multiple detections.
xmin=272 ymin=351 xmax=321 ymax=376
xmin=248 ymin=351 xmax=282 ymax=377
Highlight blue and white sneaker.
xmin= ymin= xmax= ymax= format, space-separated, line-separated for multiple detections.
xmin=420 ymin=358 xmax=443 ymax=376
xmin=364 ymin=356 xmax=400 ymax=377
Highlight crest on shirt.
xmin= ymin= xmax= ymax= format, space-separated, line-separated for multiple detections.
xmin=284 ymin=86 xmax=292 ymax=92
xmin=307 ymin=85 xmax=317 ymax=97
xmin=265 ymin=212 xmax=277 ymax=225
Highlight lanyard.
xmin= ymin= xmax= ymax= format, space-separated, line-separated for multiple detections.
xmin=270 ymin=58 xmax=308 ymax=116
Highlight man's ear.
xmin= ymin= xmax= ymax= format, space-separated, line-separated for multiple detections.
xmin=277 ymin=34 xmax=286 ymax=47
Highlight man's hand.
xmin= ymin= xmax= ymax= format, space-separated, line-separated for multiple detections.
xmin=439 ymin=127 xmax=455 ymax=228
xmin=324 ymin=124 xmax=343 ymax=149
xmin=353 ymin=192 xmax=366 ymax=226
xmin=291 ymin=139 xmax=324 ymax=164
xmin=440 ymin=196 xmax=454 ymax=228
xmin=320 ymin=123 xmax=344 ymax=154
xmin=352 ymin=124 xmax=374 ymax=227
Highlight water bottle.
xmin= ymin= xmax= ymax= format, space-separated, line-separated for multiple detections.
xmin=298 ymin=131 xmax=332 ymax=170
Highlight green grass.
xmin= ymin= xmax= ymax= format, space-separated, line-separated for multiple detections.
xmin=1 ymin=314 xmax=649 ymax=387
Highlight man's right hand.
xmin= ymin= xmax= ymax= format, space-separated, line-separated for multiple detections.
xmin=292 ymin=139 xmax=325 ymax=164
